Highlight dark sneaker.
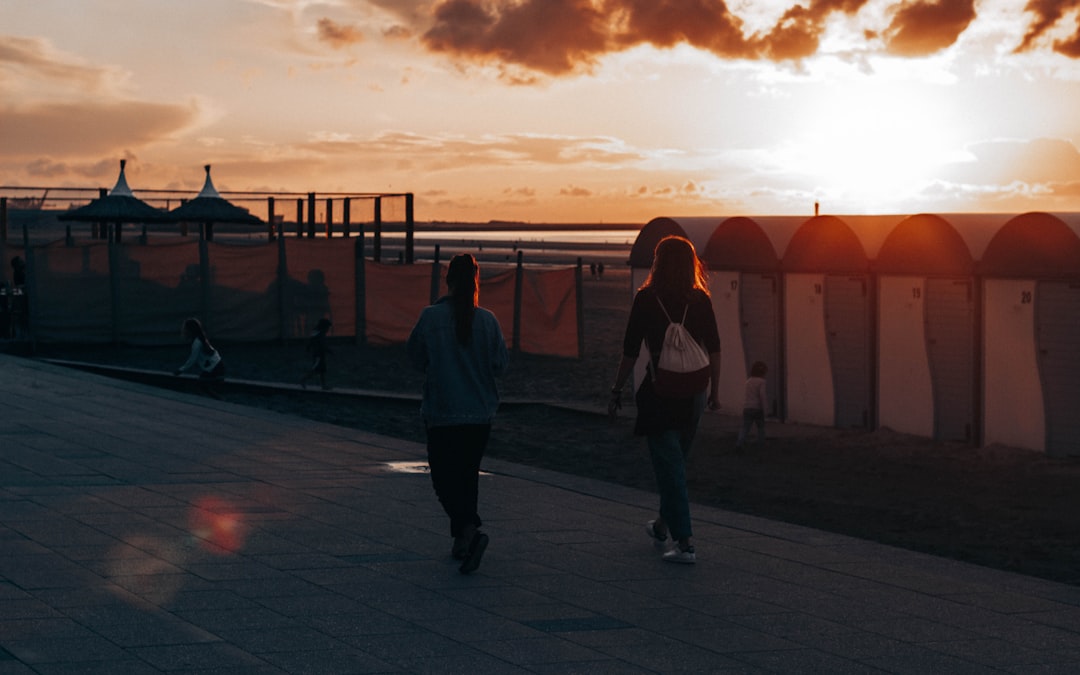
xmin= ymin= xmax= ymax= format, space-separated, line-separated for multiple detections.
xmin=451 ymin=536 xmax=470 ymax=560
xmin=459 ymin=531 xmax=489 ymax=574
xmin=645 ymin=520 xmax=668 ymax=549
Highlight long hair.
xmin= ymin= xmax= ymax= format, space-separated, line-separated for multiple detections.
xmin=446 ymin=254 xmax=479 ymax=346
xmin=183 ymin=317 xmax=215 ymax=355
xmin=641 ymin=235 xmax=709 ymax=300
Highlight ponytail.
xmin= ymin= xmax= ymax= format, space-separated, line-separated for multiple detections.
xmin=446 ymin=254 xmax=478 ymax=346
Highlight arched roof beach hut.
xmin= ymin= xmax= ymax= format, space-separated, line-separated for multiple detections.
xmin=781 ymin=215 xmax=877 ymax=429
xmin=701 ymin=217 xmax=785 ymax=417
xmin=875 ymin=214 xmax=978 ymax=443
xmin=980 ymin=212 xmax=1080 ymax=456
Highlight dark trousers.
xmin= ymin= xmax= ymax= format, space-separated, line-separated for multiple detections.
xmin=426 ymin=424 xmax=490 ymax=538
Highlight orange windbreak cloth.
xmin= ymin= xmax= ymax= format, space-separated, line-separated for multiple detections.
xmin=115 ymin=241 xmax=201 ymax=345
xmin=30 ymin=243 xmax=112 ymax=343
xmin=283 ymin=239 xmax=356 ymax=338
xmin=365 ymin=262 xmax=442 ymax=344
xmin=520 ymin=267 xmax=579 ymax=357
xmin=206 ymin=242 xmax=279 ymax=342
xmin=478 ymin=268 xmax=516 ymax=347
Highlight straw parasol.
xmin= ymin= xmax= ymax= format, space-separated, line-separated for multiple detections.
xmin=168 ymin=165 xmax=263 ymax=227
xmin=58 ymin=159 xmax=169 ymax=224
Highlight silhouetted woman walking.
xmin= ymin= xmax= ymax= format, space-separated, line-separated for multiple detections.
xmin=608 ymin=236 xmax=721 ymax=563
xmin=408 ymin=254 xmax=509 ymax=574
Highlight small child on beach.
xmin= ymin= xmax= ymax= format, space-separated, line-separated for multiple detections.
xmin=300 ymin=318 xmax=332 ymax=390
xmin=736 ymin=361 xmax=768 ymax=451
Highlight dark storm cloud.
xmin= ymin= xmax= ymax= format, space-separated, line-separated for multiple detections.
xmin=413 ymin=0 xmax=1080 ymax=77
xmin=881 ymin=0 xmax=977 ymax=57
xmin=417 ymin=0 xmax=890 ymax=73
xmin=423 ymin=0 xmax=609 ymax=76
xmin=1016 ymin=0 xmax=1080 ymax=56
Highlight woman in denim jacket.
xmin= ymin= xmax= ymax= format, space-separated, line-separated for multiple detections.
xmin=408 ymin=254 xmax=509 ymax=574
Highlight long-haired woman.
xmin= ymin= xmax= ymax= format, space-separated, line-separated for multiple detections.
xmin=407 ymin=254 xmax=509 ymax=574
xmin=173 ymin=317 xmax=226 ymax=399
xmin=608 ymin=236 xmax=721 ymax=563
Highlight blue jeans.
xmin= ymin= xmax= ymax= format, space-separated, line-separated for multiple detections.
xmin=647 ymin=392 xmax=706 ymax=541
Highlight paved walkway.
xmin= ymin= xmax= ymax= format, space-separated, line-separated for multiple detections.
xmin=3 ymin=355 xmax=1080 ymax=674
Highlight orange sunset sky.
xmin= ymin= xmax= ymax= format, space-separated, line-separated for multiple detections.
xmin=4 ymin=0 xmax=1080 ymax=223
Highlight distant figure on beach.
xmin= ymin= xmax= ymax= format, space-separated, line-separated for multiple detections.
xmin=589 ymin=262 xmax=597 ymax=278
xmin=736 ymin=361 xmax=769 ymax=451
xmin=300 ymin=317 xmax=332 ymax=390
xmin=608 ymin=236 xmax=721 ymax=564
xmin=10 ymin=256 xmax=26 ymax=288
xmin=407 ymin=254 xmax=509 ymax=575
xmin=173 ymin=318 xmax=226 ymax=399
xmin=597 ymin=261 xmax=605 ymax=279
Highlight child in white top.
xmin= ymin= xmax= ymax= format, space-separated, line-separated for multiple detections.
xmin=736 ymin=361 xmax=768 ymax=450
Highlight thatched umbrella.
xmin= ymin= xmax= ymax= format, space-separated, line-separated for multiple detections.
xmin=168 ymin=165 xmax=263 ymax=239
xmin=58 ymin=160 xmax=169 ymax=233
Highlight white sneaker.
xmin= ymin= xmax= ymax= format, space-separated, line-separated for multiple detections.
xmin=645 ymin=520 xmax=667 ymax=549
xmin=662 ymin=546 xmax=696 ymax=564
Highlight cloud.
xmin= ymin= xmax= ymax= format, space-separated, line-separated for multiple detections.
xmin=560 ymin=185 xmax=593 ymax=197
xmin=316 ymin=18 xmax=365 ymax=48
xmin=881 ymin=0 xmax=977 ymax=56
xmin=0 ymin=100 xmax=201 ymax=157
xmin=1016 ymin=0 xmax=1080 ymax=54
xmin=0 ymin=35 xmax=119 ymax=92
xmin=415 ymin=0 xmax=1080 ymax=78
xmin=300 ymin=130 xmax=646 ymax=170
xmin=941 ymin=137 xmax=1080 ymax=189
xmin=423 ymin=0 xmax=610 ymax=77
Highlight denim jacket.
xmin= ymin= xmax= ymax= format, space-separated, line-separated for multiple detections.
xmin=407 ymin=298 xmax=509 ymax=427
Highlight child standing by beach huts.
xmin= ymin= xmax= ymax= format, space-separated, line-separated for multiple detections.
xmin=736 ymin=361 xmax=769 ymax=451
xmin=300 ymin=318 xmax=333 ymax=390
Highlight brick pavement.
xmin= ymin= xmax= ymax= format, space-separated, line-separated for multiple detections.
xmin=3 ymin=354 xmax=1080 ymax=674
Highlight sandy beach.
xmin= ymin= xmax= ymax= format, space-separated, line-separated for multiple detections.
xmin=30 ymin=266 xmax=1080 ymax=588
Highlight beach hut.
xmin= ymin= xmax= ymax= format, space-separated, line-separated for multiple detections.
xmin=781 ymin=215 xmax=882 ymax=429
xmin=701 ymin=216 xmax=789 ymax=417
xmin=875 ymin=214 xmax=981 ymax=442
xmin=979 ymin=212 xmax=1080 ymax=456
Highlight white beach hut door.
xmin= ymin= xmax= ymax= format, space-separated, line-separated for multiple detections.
xmin=1036 ymin=281 xmax=1080 ymax=457
xmin=925 ymin=279 xmax=975 ymax=442
xmin=740 ymin=273 xmax=780 ymax=417
xmin=825 ymin=275 xmax=871 ymax=428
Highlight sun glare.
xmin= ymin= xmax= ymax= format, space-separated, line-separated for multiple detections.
xmin=783 ymin=78 xmax=965 ymax=209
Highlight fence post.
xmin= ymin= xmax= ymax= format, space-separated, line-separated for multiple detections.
xmin=576 ymin=257 xmax=584 ymax=359
xmin=277 ymin=223 xmax=288 ymax=343
xmin=307 ymin=192 xmax=316 ymax=239
xmin=198 ymin=234 xmax=211 ymax=331
xmin=430 ymin=244 xmax=441 ymax=304
xmin=405 ymin=193 xmax=414 ymax=264
xmin=325 ymin=197 xmax=333 ymax=238
xmin=267 ymin=197 xmax=276 ymax=242
xmin=342 ymin=198 xmax=351 ymax=238
xmin=295 ymin=198 xmax=304 ymax=238
xmin=373 ymin=197 xmax=382 ymax=263
xmin=512 ymin=250 xmax=523 ymax=353
xmin=108 ymin=239 xmax=120 ymax=345
xmin=355 ymin=237 xmax=366 ymax=346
